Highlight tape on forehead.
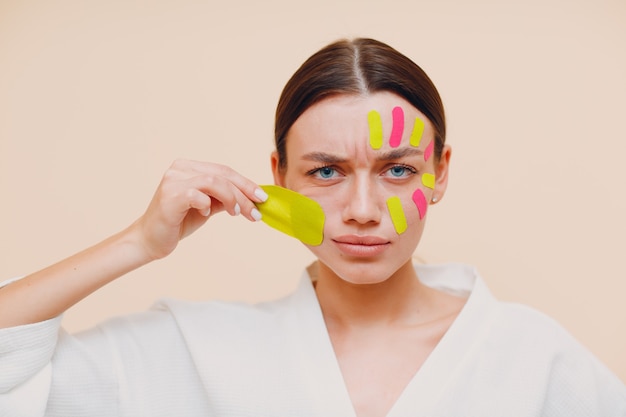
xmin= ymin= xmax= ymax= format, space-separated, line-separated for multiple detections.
xmin=409 ymin=117 xmax=425 ymax=147
xmin=389 ymin=106 xmax=404 ymax=148
xmin=368 ymin=110 xmax=384 ymax=150
xmin=256 ymin=185 xmax=325 ymax=246
xmin=424 ymin=140 xmax=434 ymax=162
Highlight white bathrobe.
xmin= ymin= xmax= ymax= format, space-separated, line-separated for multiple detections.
xmin=1 ymin=263 xmax=625 ymax=416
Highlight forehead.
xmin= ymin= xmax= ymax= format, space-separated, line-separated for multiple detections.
xmin=286 ymin=91 xmax=434 ymax=155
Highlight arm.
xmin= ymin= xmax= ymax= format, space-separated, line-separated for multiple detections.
xmin=0 ymin=159 xmax=267 ymax=328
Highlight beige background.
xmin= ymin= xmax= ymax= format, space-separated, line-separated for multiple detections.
xmin=1 ymin=0 xmax=624 ymax=382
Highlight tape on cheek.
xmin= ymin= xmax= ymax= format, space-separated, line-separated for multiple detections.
xmin=368 ymin=110 xmax=384 ymax=150
xmin=389 ymin=106 xmax=404 ymax=148
xmin=421 ymin=173 xmax=435 ymax=189
xmin=386 ymin=196 xmax=408 ymax=235
xmin=256 ymin=185 xmax=325 ymax=246
xmin=412 ymin=189 xmax=428 ymax=220
xmin=409 ymin=117 xmax=425 ymax=147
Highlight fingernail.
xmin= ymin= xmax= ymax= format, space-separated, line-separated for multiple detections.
xmin=251 ymin=208 xmax=262 ymax=221
xmin=234 ymin=203 xmax=241 ymax=216
xmin=254 ymin=188 xmax=269 ymax=202
xmin=202 ymin=207 xmax=211 ymax=217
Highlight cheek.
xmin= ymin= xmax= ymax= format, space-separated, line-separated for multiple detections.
xmin=411 ymin=189 xmax=428 ymax=220
xmin=304 ymin=193 xmax=342 ymax=232
xmin=306 ymin=191 xmax=340 ymax=211
xmin=386 ymin=196 xmax=409 ymax=234
xmin=386 ymin=186 xmax=429 ymax=235
xmin=302 ymin=185 xmax=430 ymax=237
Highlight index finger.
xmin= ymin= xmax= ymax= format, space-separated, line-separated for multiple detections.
xmin=173 ymin=159 xmax=268 ymax=203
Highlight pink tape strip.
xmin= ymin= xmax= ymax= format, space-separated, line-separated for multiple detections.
xmin=412 ymin=188 xmax=428 ymax=220
xmin=424 ymin=140 xmax=434 ymax=162
xmin=389 ymin=106 xmax=404 ymax=148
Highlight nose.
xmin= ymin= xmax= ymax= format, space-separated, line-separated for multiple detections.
xmin=341 ymin=176 xmax=382 ymax=225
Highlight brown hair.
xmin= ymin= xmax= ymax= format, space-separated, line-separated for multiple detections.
xmin=274 ymin=38 xmax=446 ymax=171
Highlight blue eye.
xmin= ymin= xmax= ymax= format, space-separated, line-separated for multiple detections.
xmin=386 ymin=164 xmax=416 ymax=178
xmin=389 ymin=166 xmax=407 ymax=177
xmin=314 ymin=166 xmax=336 ymax=179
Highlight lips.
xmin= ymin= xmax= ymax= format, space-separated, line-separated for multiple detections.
xmin=332 ymin=235 xmax=390 ymax=257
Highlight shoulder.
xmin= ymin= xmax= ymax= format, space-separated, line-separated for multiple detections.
xmin=149 ymin=283 xmax=306 ymax=343
xmin=155 ymin=288 xmax=297 ymax=322
xmin=486 ymin=302 xmax=626 ymax=414
xmin=436 ymin=262 xmax=626 ymax=414
xmin=493 ymin=301 xmax=574 ymax=343
xmin=484 ymin=300 xmax=598 ymax=370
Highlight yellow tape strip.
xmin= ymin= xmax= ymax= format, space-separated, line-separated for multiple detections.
xmin=421 ymin=173 xmax=435 ymax=189
xmin=409 ymin=117 xmax=425 ymax=147
xmin=386 ymin=196 xmax=408 ymax=235
xmin=256 ymin=185 xmax=325 ymax=246
xmin=368 ymin=110 xmax=384 ymax=150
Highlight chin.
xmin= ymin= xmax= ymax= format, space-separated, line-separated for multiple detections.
xmin=317 ymin=257 xmax=408 ymax=286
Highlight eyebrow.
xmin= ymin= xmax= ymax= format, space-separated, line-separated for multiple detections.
xmin=301 ymin=152 xmax=348 ymax=164
xmin=300 ymin=147 xmax=423 ymax=164
xmin=375 ymin=147 xmax=423 ymax=161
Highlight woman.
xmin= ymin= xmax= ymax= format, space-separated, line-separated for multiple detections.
xmin=1 ymin=38 xmax=624 ymax=417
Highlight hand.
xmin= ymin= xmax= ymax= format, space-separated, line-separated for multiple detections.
xmin=131 ymin=159 xmax=267 ymax=260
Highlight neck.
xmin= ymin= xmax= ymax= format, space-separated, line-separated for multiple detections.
xmin=312 ymin=260 xmax=427 ymax=329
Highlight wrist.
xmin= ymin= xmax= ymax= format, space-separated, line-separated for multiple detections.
xmin=118 ymin=221 xmax=162 ymax=266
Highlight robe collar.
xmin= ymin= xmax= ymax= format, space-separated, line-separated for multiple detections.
xmin=289 ymin=262 xmax=499 ymax=417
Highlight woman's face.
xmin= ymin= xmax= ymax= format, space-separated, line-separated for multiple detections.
xmin=272 ymin=92 xmax=450 ymax=284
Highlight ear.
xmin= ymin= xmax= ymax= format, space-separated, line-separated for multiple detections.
xmin=271 ymin=151 xmax=286 ymax=187
xmin=431 ymin=144 xmax=451 ymax=204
